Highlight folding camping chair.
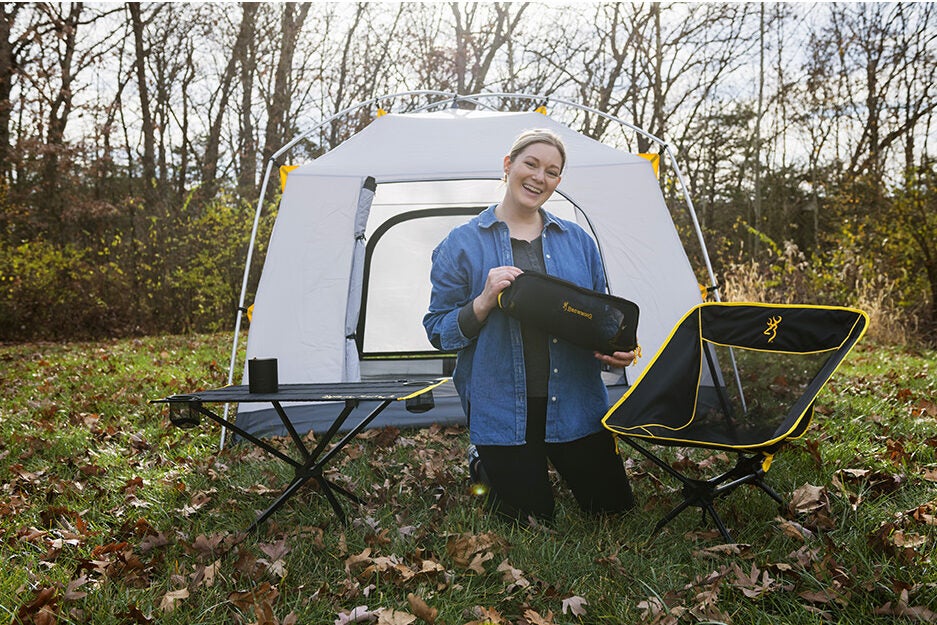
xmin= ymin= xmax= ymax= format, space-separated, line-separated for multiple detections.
xmin=603 ymin=302 xmax=868 ymax=542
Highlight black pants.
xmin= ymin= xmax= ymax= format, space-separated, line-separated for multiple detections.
xmin=475 ymin=397 xmax=635 ymax=522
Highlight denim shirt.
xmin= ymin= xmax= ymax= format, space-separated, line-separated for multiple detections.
xmin=423 ymin=204 xmax=611 ymax=446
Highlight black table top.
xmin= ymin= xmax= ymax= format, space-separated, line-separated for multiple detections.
xmin=155 ymin=379 xmax=447 ymax=404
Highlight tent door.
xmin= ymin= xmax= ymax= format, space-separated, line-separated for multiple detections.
xmin=343 ymin=176 xmax=377 ymax=381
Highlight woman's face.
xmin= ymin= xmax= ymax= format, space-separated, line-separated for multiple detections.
xmin=503 ymin=142 xmax=563 ymax=212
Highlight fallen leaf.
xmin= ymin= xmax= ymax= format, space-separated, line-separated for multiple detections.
xmin=910 ymin=399 xmax=937 ymax=419
xmin=16 ymin=587 xmax=58 ymax=625
xmin=561 ymin=595 xmax=588 ymax=616
xmin=693 ymin=543 xmax=753 ymax=559
xmin=874 ymin=589 xmax=937 ymax=623
xmin=446 ymin=532 xmax=508 ymax=571
xmin=159 ymin=588 xmax=189 ymax=613
xmin=335 ymin=605 xmax=380 ymax=625
xmin=776 ymin=516 xmax=814 ymax=541
xmin=63 ymin=576 xmax=89 ymax=601
xmin=523 ymin=608 xmax=555 ymax=625
xmin=496 ymin=559 xmax=530 ymax=592
xmin=377 ymin=609 xmax=417 ymax=625
xmin=228 ymin=581 xmax=278 ymax=612
xmin=464 ymin=606 xmax=504 ymax=625
xmin=790 ymin=483 xmax=828 ymax=514
xmin=118 ymin=604 xmax=154 ymax=624
xmin=799 ymin=588 xmax=847 ymax=607
xmin=406 ymin=593 xmax=437 ymax=624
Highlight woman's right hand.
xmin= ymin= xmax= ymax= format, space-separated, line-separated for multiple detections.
xmin=473 ymin=265 xmax=523 ymax=323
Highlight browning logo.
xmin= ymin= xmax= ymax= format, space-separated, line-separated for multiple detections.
xmin=562 ymin=301 xmax=593 ymax=320
xmin=764 ymin=315 xmax=782 ymax=343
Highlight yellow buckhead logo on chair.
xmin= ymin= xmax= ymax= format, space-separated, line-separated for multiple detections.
xmin=764 ymin=315 xmax=782 ymax=343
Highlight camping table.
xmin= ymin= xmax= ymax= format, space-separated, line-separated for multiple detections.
xmin=153 ymin=379 xmax=446 ymax=533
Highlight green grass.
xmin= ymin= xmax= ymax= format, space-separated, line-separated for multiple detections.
xmin=1 ymin=334 xmax=935 ymax=624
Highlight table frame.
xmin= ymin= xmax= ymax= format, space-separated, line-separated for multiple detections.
xmin=154 ymin=380 xmax=445 ymax=532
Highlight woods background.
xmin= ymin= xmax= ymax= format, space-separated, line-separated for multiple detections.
xmin=0 ymin=2 xmax=934 ymax=344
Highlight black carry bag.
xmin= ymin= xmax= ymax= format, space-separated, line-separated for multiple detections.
xmin=497 ymin=271 xmax=639 ymax=354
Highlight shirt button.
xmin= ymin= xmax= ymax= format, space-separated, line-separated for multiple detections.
xmin=553 ymin=368 xmax=559 ymax=374
xmin=552 ymin=338 xmax=558 ymax=344
xmin=551 ymin=396 xmax=557 ymax=402
xmin=545 ymin=254 xmax=551 ymax=259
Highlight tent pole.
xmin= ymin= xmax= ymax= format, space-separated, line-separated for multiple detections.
xmin=221 ymin=158 xmax=277 ymax=450
xmin=661 ymin=144 xmax=746 ymax=406
xmin=662 ymin=144 xmax=719 ymax=301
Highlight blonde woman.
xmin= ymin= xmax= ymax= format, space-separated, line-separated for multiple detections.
xmin=424 ymin=129 xmax=635 ymax=523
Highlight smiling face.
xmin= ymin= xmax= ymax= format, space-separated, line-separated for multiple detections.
xmin=502 ymin=141 xmax=564 ymax=214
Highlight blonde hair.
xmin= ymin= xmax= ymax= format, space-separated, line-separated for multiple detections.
xmin=508 ymin=129 xmax=567 ymax=173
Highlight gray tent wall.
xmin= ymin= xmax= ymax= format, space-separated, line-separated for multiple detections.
xmin=225 ymin=94 xmax=714 ymax=441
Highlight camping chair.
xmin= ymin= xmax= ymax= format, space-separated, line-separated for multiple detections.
xmin=603 ymin=302 xmax=868 ymax=542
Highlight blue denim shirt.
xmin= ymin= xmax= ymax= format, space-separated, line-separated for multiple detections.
xmin=423 ymin=204 xmax=611 ymax=446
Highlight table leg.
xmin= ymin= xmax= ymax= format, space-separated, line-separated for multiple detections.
xmin=192 ymin=403 xmax=302 ymax=469
xmin=245 ymin=399 xmax=393 ymax=531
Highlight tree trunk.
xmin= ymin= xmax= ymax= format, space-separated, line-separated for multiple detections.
xmin=0 ymin=4 xmax=19 ymax=182
xmin=128 ymin=2 xmax=157 ymax=210
xmin=203 ymin=2 xmax=257 ymax=200
xmin=264 ymin=2 xmax=310 ymax=165
xmin=41 ymin=2 xmax=83 ymax=243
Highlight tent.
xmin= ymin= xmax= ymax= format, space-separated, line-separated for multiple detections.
xmin=227 ymin=92 xmax=715 ymax=441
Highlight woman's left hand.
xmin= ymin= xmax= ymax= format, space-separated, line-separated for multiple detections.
xmin=594 ymin=350 xmax=637 ymax=368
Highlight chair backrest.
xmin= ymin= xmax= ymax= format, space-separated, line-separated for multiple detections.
xmin=603 ymin=303 xmax=868 ymax=451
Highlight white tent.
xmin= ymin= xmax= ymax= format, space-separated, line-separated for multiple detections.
xmin=228 ymin=94 xmax=714 ymax=440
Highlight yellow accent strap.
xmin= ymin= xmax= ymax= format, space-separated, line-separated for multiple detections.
xmin=396 ymin=377 xmax=451 ymax=401
xmin=247 ymin=303 xmax=254 ymax=323
xmin=535 ymin=105 xmax=548 ymax=115
xmin=279 ymin=164 xmax=299 ymax=192
xmin=761 ymin=453 xmax=774 ymax=473
xmin=638 ymin=153 xmax=660 ymax=178
xmin=376 ymin=107 xmax=388 ymax=117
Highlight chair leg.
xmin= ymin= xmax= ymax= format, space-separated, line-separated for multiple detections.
xmin=651 ymin=478 xmax=734 ymax=542
xmin=626 ymin=438 xmax=788 ymax=542
xmin=702 ymin=503 xmax=733 ymax=542
xmin=753 ymin=476 xmax=785 ymax=508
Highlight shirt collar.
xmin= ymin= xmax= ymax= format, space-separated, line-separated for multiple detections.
xmin=478 ymin=203 xmax=568 ymax=232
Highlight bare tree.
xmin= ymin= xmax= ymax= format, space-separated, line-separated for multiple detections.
xmin=127 ymin=2 xmax=157 ymax=210
xmin=0 ymin=4 xmax=22 ymax=182
xmin=201 ymin=3 xmax=258 ymax=200
xmin=262 ymin=2 xmax=311 ymax=163
xmin=450 ymin=2 xmax=529 ymax=96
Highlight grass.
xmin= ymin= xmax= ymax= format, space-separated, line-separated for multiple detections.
xmin=1 ymin=333 xmax=936 ymax=624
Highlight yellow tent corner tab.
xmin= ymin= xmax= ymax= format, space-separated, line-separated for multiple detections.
xmin=535 ymin=105 xmax=548 ymax=115
xmin=279 ymin=165 xmax=299 ymax=192
xmin=247 ymin=303 xmax=254 ymax=323
xmin=376 ymin=107 xmax=388 ymax=117
xmin=638 ymin=153 xmax=660 ymax=178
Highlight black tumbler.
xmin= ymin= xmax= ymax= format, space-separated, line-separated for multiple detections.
xmin=248 ymin=358 xmax=278 ymax=393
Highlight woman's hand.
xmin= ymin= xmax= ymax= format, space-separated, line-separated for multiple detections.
xmin=594 ymin=350 xmax=637 ymax=369
xmin=473 ymin=265 xmax=523 ymax=323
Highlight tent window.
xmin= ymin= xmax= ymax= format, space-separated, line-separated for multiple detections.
xmin=355 ymin=179 xmax=586 ymax=364
xmin=358 ymin=207 xmax=481 ymax=359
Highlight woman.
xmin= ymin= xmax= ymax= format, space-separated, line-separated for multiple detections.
xmin=423 ymin=129 xmax=636 ymax=523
